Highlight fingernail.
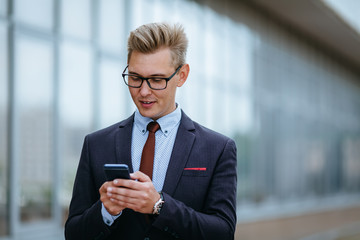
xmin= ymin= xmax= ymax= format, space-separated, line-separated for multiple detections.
xmin=107 ymin=187 xmax=113 ymax=192
xmin=114 ymin=180 xmax=118 ymax=184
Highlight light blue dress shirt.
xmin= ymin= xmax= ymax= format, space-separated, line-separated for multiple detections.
xmin=102 ymin=105 xmax=182 ymax=226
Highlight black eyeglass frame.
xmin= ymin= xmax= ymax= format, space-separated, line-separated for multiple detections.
xmin=122 ymin=65 xmax=183 ymax=90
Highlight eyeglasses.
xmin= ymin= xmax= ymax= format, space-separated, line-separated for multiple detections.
xmin=122 ymin=65 xmax=183 ymax=90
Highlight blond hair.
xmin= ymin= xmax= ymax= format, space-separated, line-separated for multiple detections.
xmin=127 ymin=22 xmax=188 ymax=67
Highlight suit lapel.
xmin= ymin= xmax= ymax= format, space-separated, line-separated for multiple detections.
xmin=162 ymin=111 xmax=195 ymax=196
xmin=115 ymin=114 xmax=135 ymax=173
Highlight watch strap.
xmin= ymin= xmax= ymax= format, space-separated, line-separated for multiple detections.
xmin=152 ymin=192 xmax=165 ymax=215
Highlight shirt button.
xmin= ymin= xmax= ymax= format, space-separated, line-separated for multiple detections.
xmin=142 ymin=130 xmax=145 ymax=133
xmin=106 ymin=220 xmax=111 ymax=225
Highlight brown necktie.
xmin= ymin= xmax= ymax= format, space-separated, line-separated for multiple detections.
xmin=140 ymin=121 xmax=160 ymax=180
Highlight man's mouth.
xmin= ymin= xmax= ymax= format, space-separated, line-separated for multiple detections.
xmin=140 ymin=100 xmax=155 ymax=107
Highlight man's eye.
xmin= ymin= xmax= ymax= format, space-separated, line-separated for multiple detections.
xmin=129 ymin=76 xmax=142 ymax=81
xmin=151 ymin=78 xmax=164 ymax=82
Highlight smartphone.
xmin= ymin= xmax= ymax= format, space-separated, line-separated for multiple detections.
xmin=104 ymin=164 xmax=131 ymax=181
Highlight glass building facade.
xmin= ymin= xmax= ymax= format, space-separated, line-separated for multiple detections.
xmin=1 ymin=0 xmax=360 ymax=239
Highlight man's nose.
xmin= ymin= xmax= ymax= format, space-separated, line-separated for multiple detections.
xmin=139 ymin=80 xmax=152 ymax=96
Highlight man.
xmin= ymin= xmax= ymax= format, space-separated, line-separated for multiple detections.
xmin=65 ymin=22 xmax=237 ymax=240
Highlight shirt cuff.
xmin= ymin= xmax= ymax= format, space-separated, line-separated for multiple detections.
xmin=101 ymin=203 xmax=122 ymax=226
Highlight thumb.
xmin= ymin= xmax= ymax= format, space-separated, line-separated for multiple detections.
xmin=131 ymin=171 xmax=151 ymax=182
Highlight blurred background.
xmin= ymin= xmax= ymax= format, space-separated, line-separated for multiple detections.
xmin=1 ymin=0 xmax=360 ymax=239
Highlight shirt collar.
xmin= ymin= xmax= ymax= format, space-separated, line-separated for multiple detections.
xmin=134 ymin=104 xmax=182 ymax=137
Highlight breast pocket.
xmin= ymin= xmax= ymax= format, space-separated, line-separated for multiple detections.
xmin=177 ymin=169 xmax=210 ymax=210
xmin=182 ymin=169 xmax=209 ymax=177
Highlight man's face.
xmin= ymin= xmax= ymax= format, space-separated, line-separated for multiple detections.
xmin=127 ymin=48 xmax=188 ymax=120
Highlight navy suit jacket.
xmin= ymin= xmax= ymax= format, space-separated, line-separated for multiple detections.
xmin=65 ymin=111 xmax=237 ymax=240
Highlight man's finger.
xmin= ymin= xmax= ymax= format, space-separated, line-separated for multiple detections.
xmin=131 ymin=171 xmax=151 ymax=182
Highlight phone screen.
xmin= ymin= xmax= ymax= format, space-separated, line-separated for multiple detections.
xmin=104 ymin=164 xmax=131 ymax=180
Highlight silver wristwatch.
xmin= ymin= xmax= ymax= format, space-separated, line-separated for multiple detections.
xmin=152 ymin=192 xmax=165 ymax=215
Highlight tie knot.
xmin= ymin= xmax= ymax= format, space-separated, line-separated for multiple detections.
xmin=147 ymin=121 xmax=160 ymax=133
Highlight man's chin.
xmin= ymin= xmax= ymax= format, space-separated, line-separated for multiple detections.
xmin=138 ymin=109 xmax=159 ymax=120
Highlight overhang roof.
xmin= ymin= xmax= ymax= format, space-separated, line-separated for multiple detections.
xmin=244 ymin=0 xmax=360 ymax=73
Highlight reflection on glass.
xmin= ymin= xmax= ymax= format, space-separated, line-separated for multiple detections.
xmin=14 ymin=0 xmax=53 ymax=30
xmin=131 ymin=0 xmax=155 ymax=29
xmin=59 ymin=41 xmax=93 ymax=129
xmin=15 ymin=35 xmax=53 ymax=222
xmin=99 ymin=59 xmax=128 ymax=128
xmin=0 ymin=0 xmax=6 ymax=16
xmin=0 ymin=22 xmax=8 ymax=236
xmin=61 ymin=0 xmax=91 ymax=40
xmin=99 ymin=0 xmax=125 ymax=52
xmin=59 ymin=41 xmax=93 ymax=221
xmin=342 ymin=137 xmax=360 ymax=191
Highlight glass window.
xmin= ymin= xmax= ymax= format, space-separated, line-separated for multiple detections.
xmin=0 ymin=0 xmax=6 ymax=16
xmin=99 ymin=0 xmax=125 ymax=52
xmin=99 ymin=59 xmax=129 ymax=128
xmin=130 ymin=0 xmax=156 ymax=29
xmin=14 ymin=0 xmax=53 ymax=30
xmin=342 ymin=137 xmax=360 ymax=191
xmin=59 ymin=41 xmax=93 ymax=221
xmin=59 ymin=41 xmax=93 ymax=130
xmin=187 ymin=3 xmax=206 ymax=56
xmin=14 ymin=34 xmax=54 ymax=223
xmin=61 ymin=0 xmax=91 ymax=40
xmin=0 ymin=21 xmax=8 ymax=236
xmin=177 ymin=73 xmax=204 ymax=124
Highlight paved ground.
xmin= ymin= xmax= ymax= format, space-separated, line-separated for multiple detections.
xmin=338 ymin=234 xmax=360 ymax=240
xmin=235 ymin=206 xmax=360 ymax=240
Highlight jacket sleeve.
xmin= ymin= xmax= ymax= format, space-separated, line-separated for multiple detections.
xmin=64 ymin=136 xmax=113 ymax=240
xmin=152 ymin=138 xmax=237 ymax=240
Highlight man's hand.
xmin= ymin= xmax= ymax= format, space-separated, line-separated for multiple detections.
xmin=99 ymin=171 xmax=160 ymax=215
xmin=99 ymin=180 xmax=126 ymax=215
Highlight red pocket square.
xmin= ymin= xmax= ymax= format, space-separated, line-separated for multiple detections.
xmin=184 ymin=167 xmax=206 ymax=171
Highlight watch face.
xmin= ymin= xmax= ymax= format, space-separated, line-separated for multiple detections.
xmin=153 ymin=193 xmax=165 ymax=215
xmin=154 ymin=200 xmax=164 ymax=215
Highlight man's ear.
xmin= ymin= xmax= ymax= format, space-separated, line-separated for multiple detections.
xmin=177 ymin=64 xmax=190 ymax=87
